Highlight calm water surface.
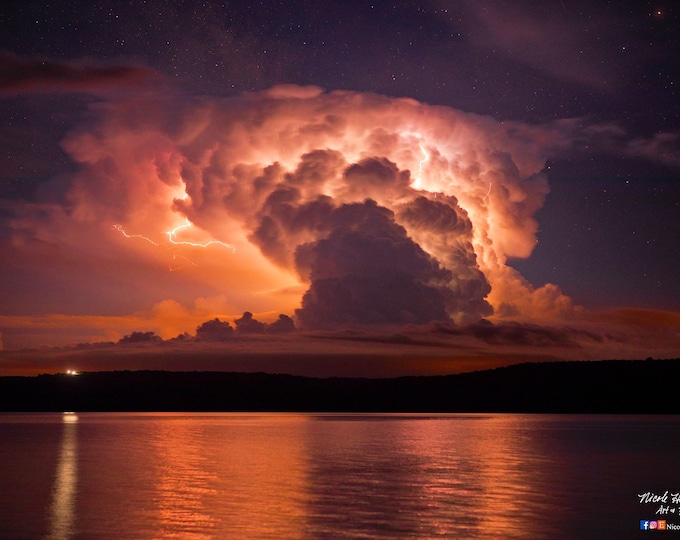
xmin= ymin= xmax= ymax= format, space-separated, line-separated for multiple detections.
xmin=1 ymin=413 xmax=679 ymax=539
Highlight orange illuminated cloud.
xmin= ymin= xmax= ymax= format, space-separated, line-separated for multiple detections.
xmin=2 ymin=85 xmax=678 ymax=364
xmin=22 ymin=85 xmax=588 ymax=332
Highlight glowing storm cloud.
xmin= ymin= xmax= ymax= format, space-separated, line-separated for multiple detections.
xmin=58 ymin=85 xmax=579 ymax=328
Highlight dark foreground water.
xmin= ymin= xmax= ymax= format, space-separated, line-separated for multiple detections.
xmin=1 ymin=413 xmax=679 ymax=539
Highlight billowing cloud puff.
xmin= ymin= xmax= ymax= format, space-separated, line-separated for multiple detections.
xmin=293 ymin=199 xmax=460 ymax=328
xmin=196 ymin=318 xmax=234 ymax=341
xmin=13 ymin=85 xmax=587 ymax=332
xmin=266 ymin=314 xmax=296 ymax=334
xmin=234 ymin=311 xmax=266 ymax=334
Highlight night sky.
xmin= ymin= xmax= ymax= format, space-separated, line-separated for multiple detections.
xmin=1 ymin=0 xmax=678 ymax=372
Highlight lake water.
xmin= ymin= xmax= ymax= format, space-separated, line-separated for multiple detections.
xmin=1 ymin=413 xmax=679 ymax=539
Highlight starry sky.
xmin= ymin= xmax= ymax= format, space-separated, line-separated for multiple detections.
xmin=0 ymin=0 xmax=678 ymax=372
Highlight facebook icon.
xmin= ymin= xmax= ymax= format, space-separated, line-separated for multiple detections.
xmin=640 ymin=520 xmax=650 ymax=530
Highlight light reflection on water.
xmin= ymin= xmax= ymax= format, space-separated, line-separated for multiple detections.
xmin=0 ymin=413 xmax=679 ymax=539
xmin=46 ymin=413 xmax=78 ymax=540
xmin=301 ymin=415 xmax=562 ymax=538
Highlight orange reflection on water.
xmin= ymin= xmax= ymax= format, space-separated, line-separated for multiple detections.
xmin=428 ymin=415 xmax=573 ymax=537
xmin=404 ymin=415 xmax=561 ymax=537
xmin=148 ymin=414 xmax=310 ymax=538
xmin=149 ymin=416 xmax=219 ymax=538
xmin=43 ymin=413 xmax=574 ymax=538
xmin=302 ymin=414 xmax=561 ymax=538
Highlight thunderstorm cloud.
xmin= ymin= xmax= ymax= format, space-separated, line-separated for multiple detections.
xmin=8 ymin=85 xmax=589 ymax=339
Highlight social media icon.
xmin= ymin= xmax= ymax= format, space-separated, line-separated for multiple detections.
xmin=641 ymin=520 xmax=650 ymax=530
xmin=650 ymin=520 xmax=658 ymax=529
xmin=658 ymin=520 xmax=667 ymax=530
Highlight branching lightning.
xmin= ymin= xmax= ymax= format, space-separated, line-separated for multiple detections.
xmin=113 ymin=215 xmax=235 ymax=271
xmin=166 ymin=218 xmax=236 ymax=252
xmin=112 ymin=224 xmax=159 ymax=246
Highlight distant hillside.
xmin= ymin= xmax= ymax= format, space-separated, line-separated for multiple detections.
xmin=0 ymin=359 xmax=678 ymax=413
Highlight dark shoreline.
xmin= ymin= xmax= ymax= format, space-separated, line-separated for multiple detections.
xmin=1 ymin=358 xmax=678 ymax=413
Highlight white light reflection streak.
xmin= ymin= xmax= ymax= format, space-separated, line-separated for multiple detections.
xmin=46 ymin=413 xmax=78 ymax=540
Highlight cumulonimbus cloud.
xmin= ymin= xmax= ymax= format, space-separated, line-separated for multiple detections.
xmin=21 ymin=85 xmax=593 ymax=329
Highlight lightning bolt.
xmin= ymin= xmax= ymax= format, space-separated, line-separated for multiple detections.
xmin=415 ymin=141 xmax=429 ymax=190
xmin=169 ymin=252 xmax=198 ymax=271
xmin=401 ymin=132 xmax=430 ymax=190
xmin=166 ymin=218 xmax=236 ymax=252
xmin=113 ymin=181 xmax=235 ymax=270
xmin=113 ymin=217 xmax=235 ymax=271
xmin=112 ymin=224 xmax=159 ymax=246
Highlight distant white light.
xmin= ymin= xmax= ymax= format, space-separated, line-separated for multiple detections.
xmin=66 ymin=370 xmax=78 ymax=376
